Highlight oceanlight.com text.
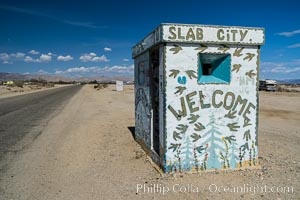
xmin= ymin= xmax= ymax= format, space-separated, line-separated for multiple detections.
xmin=136 ymin=183 xmax=294 ymax=196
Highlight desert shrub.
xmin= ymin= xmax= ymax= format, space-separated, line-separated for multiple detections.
xmin=102 ymin=83 xmax=108 ymax=88
xmin=13 ymin=80 xmax=24 ymax=88
xmin=89 ymin=80 xmax=98 ymax=84
xmin=45 ymin=83 xmax=55 ymax=88
xmin=29 ymin=79 xmax=39 ymax=83
xmin=277 ymin=85 xmax=285 ymax=92
xmin=277 ymin=85 xmax=300 ymax=92
xmin=94 ymin=83 xmax=108 ymax=90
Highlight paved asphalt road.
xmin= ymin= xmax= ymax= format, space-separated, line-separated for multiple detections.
xmin=0 ymin=85 xmax=82 ymax=161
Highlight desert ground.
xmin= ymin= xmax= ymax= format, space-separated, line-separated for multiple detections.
xmin=0 ymin=85 xmax=299 ymax=200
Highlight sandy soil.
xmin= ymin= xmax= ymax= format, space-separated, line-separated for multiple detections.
xmin=0 ymin=84 xmax=72 ymax=99
xmin=0 ymin=85 xmax=299 ymax=200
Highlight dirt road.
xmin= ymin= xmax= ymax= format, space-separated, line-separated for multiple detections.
xmin=0 ymin=85 xmax=299 ymax=200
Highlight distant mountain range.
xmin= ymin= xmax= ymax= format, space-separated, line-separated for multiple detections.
xmin=1 ymin=72 xmax=299 ymax=84
xmin=0 ymin=72 xmax=133 ymax=83
xmin=275 ymin=79 xmax=300 ymax=84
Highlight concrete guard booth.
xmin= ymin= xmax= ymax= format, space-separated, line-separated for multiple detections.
xmin=132 ymin=23 xmax=264 ymax=173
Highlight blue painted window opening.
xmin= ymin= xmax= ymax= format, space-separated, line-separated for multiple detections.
xmin=198 ymin=53 xmax=231 ymax=84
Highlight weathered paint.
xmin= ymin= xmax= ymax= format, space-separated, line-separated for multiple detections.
xmin=133 ymin=23 xmax=264 ymax=173
xmin=134 ymin=51 xmax=152 ymax=149
xmin=163 ymin=25 xmax=263 ymax=44
xmin=132 ymin=24 xmax=264 ymax=58
xmin=165 ymin=44 xmax=259 ymax=172
xmin=158 ymin=45 xmax=166 ymax=166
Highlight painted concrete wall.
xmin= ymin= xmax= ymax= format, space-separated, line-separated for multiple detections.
xmin=133 ymin=24 xmax=264 ymax=173
xmin=158 ymin=45 xmax=166 ymax=165
xmin=134 ymin=51 xmax=152 ymax=151
xmin=164 ymin=44 xmax=259 ymax=173
xmin=134 ymin=47 xmax=164 ymax=165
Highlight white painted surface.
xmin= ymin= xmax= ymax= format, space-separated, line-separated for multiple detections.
xmin=162 ymin=24 xmax=264 ymax=44
xmin=132 ymin=24 xmax=264 ymax=58
xmin=133 ymin=23 xmax=264 ymax=172
xmin=116 ymin=81 xmax=123 ymax=91
xmin=164 ymin=44 xmax=259 ymax=170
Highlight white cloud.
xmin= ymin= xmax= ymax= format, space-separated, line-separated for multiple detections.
xmin=0 ymin=53 xmax=9 ymax=59
xmin=37 ymin=69 xmax=49 ymax=74
xmin=39 ymin=54 xmax=52 ymax=62
xmin=287 ymin=43 xmax=300 ymax=48
xmin=29 ymin=49 xmax=40 ymax=55
xmin=24 ymin=56 xmax=35 ymax=62
xmin=123 ymin=58 xmax=129 ymax=62
xmin=104 ymin=47 xmax=112 ymax=52
xmin=66 ymin=66 xmax=95 ymax=73
xmin=47 ymin=52 xmax=56 ymax=56
xmin=104 ymin=64 xmax=134 ymax=73
xmin=79 ymin=53 xmax=109 ymax=62
xmin=24 ymin=54 xmax=52 ymax=63
xmin=261 ymin=62 xmax=284 ymax=68
xmin=57 ymin=55 xmax=73 ymax=61
xmin=63 ymin=20 xmax=103 ymax=29
xmin=10 ymin=52 xmax=25 ymax=58
xmin=261 ymin=60 xmax=300 ymax=74
xmin=3 ymin=60 xmax=12 ymax=64
xmin=92 ymin=55 xmax=109 ymax=62
xmin=0 ymin=52 xmax=26 ymax=64
xmin=54 ymin=70 xmax=64 ymax=75
xmin=0 ymin=53 xmax=10 ymax=63
xmin=262 ymin=60 xmax=300 ymax=67
xmin=55 ymin=66 xmax=101 ymax=74
xmin=271 ymin=66 xmax=300 ymax=74
xmin=55 ymin=64 xmax=133 ymax=76
xmin=277 ymin=29 xmax=300 ymax=37
xmin=0 ymin=6 xmax=107 ymax=29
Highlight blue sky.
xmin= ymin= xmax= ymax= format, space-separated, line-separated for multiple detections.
xmin=0 ymin=0 xmax=299 ymax=79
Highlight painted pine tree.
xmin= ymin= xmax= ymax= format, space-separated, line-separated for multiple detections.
xmin=201 ymin=114 xmax=224 ymax=169
xmin=181 ymin=135 xmax=193 ymax=171
xmin=228 ymin=141 xmax=239 ymax=169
